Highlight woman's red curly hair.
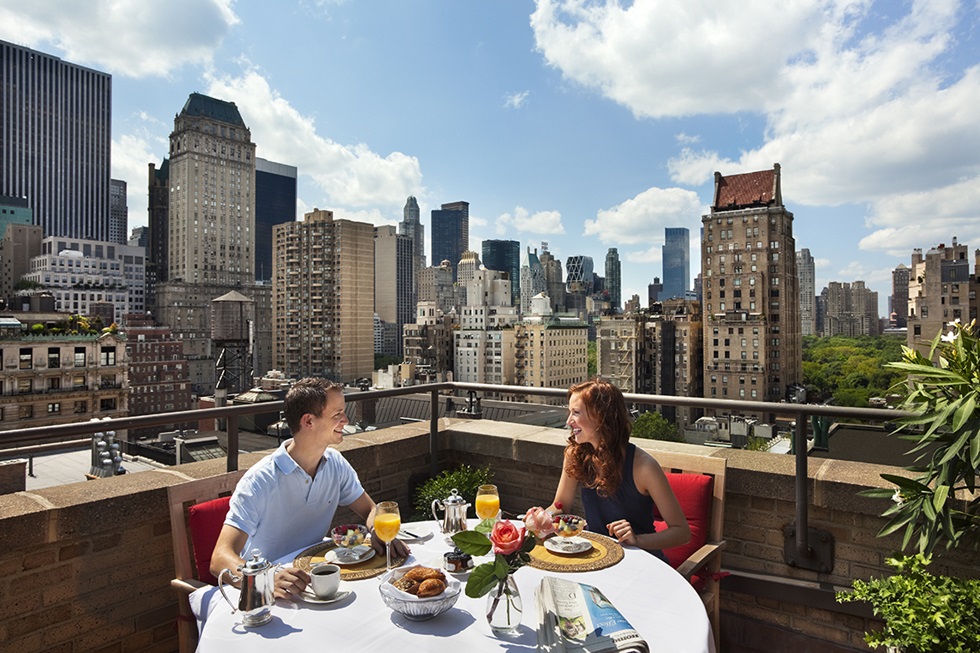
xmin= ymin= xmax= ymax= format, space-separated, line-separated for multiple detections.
xmin=564 ymin=378 xmax=632 ymax=497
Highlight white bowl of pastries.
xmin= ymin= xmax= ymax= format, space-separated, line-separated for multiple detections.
xmin=379 ymin=564 xmax=462 ymax=621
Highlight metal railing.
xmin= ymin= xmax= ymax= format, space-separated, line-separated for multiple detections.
xmin=0 ymin=381 xmax=915 ymax=571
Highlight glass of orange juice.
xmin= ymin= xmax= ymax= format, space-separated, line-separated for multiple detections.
xmin=374 ymin=501 xmax=401 ymax=571
xmin=475 ymin=484 xmax=500 ymax=522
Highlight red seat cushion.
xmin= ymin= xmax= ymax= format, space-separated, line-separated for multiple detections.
xmin=653 ymin=473 xmax=713 ymax=570
xmin=187 ymin=496 xmax=232 ymax=585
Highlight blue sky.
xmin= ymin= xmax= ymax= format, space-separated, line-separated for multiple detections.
xmin=2 ymin=0 xmax=978 ymax=315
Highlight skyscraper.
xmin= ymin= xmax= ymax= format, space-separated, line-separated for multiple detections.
xmin=273 ymin=209 xmax=374 ymax=381
xmin=701 ymin=164 xmax=802 ymax=416
xmin=166 ymin=93 xmax=255 ymax=286
xmin=539 ymin=244 xmax=566 ymax=313
xmin=605 ymin=247 xmax=622 ymax=312
xmin=254 ymin=158 xmax=297 ymax=282
xmin=375 ymin=225 xmax=415 ymax=358
xmin=520 ymin=247 xmax=547 ymax=314
xmin=109 ymin=179 xmax=128 ymax=244
xmin=1 ymin=40 xmax=112 ymax=240
xmin=891 ymin=263 xmax=910 ymax=328
xmin=907 ymin=238 xmax=980 ymax=358
xmin=430 ymin=201 xmax=469 ymax=281
xmin=821 ymin=281 xmax=879 ymax=337
xmin=482 ymin=239 xmax=520 ymax=306
xmin=797 ymin=248 xmax=816 ymax=336
xmin=662 ymin=227 xmax=690 ymax=300
xmin=399 ymin=196 xmax=425 ymax=274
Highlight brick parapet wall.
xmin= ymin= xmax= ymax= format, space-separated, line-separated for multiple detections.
xmin=0 ymin=418 xmax=976 ymax=653
xmin=0 ymin=458 xmax=26 ymax=495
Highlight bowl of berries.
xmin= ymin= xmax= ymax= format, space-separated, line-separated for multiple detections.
xmin=545 ymin=514 xmax=591 ymax=554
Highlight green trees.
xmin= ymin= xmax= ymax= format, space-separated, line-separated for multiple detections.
xmin=802 ymin=334 xmax=906 ymax=407
xmin=632 ymin=411 xmax=682 ymax=442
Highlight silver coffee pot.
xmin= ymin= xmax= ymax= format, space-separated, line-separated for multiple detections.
xmin=431 ymin=488 xmax=470 ymax=536
xmin=217 ymin=549 xmax=276 ymax=627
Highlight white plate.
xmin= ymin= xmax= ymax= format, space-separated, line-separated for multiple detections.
xmin=299 ymin=587 xmax=353 ymax=605
xmin=324 ymin=545 xmax=375 ymax=565
xmin=544 ymin=536 xmax=592 ymax=555
xmin=397 ymin=526 xmax=432 ymax=542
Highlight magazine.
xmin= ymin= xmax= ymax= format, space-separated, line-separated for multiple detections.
xmin=536 ymin=576 xmax=649 ymax=653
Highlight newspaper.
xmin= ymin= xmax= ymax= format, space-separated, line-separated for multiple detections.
xmin=536 ymin=576 xmax=648 ymax=653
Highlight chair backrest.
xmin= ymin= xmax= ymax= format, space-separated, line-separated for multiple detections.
xmin=645 ymin=448 xmax=727 ymax=568
xmin=168 ymin=471 xmax=245 ymax=585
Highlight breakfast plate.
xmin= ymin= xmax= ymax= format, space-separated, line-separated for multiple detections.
xmin=396 ymin=526 xmax=433 ymax=542
xmin=324 ymin=545 xmax=375 ymax=565
xmin=544 ymin=536 xmax=593 ymax=555
xmin=298 ymin=587 xmax=353 ymax=605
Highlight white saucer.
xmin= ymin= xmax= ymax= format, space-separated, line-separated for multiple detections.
xmin=544 ymin=536 xmax=592 ymax=555
xmin=325 ymin=545 xmax=375 ymax=565
xmin=299 ymin=588 xmax=353 ymax=605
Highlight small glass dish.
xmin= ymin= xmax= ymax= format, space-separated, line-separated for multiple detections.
xmin=331 ymin=523 xmax=369 ymax=549
xmin=552 ymin=514 xmax=587 ymax=538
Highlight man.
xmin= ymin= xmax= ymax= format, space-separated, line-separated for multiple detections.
xmin=211 ymin=377 xmax=409 ymax=599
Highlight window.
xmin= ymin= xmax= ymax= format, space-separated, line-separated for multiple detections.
xmin=47 ymin=403 xmax=61 ymax=414
xmin=100 ymin=347 xmax=116 ymax=366
xmin=48 ymin=377 xmax=60 ymax=391
xmin=19 ymin=348 xmax=32 ymax=370
xmin=74 ymin=401 xmax=87 ymax=414
xmin=100 ymin=398 xmax=117 ymax=411
xmin=48 ymin=347 xmax=61 ymax=368
xmin=74 ymin=347 xmax=86 ymax=367
xmin=20 ymin=405 xmax=33 ymax=419
xmin=18 ymin=378 xmax=32 ymax=394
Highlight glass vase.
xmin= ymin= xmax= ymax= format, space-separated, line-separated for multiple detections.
xmin=486 ymin=574 xmax=523 ymax=635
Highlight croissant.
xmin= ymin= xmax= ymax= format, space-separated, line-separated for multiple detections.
xmin=391 ymin=577 xmax=419 ymax=595
xmin=416 ymin=578 xmax=447 ymax=598
xmin=404 ymin=566 xmax=446 ymax=583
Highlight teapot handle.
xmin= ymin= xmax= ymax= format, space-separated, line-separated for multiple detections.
xmin=217 ymin=568 xmax=241 ymax=614
xmin=431 ymin=498 xmax=444 ymax=532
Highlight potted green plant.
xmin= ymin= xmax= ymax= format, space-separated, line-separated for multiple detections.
xmin=868 ymin=318 xmax=980 ymax=554
xmin=836 ymin=554 xmax=980 ymax=653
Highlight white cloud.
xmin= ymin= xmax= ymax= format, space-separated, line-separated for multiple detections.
xmin=532 ymin=0 xmax=980 ymax=259
xmin=674 ymin=132 xmax=701 ymax=145
xmin=504 ymin=91 xmax=530 ymax=109
xmin=112 ymin=125 xmax=168 ymax=231
xmin=814 ymin=258 xmax=832 ymax=269
xmin=495 ymin=207 xmax=565 ymax=235
xmin=205 ymin=69 xmax=424 ymax=211
xmin=623 ymin=246 xmax=662 ymax=265
xmin=0 ymin=0 xmax=238 ymax=77
xmin=584 ymin=186 xmax=701 ymax=245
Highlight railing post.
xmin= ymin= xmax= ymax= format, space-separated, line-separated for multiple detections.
xmin=429 ymin=388 xmax=439 ymax=477
xmin=782 ymin=410 xmax=834 ymax=573
xmin=226 ymin=413 xmax=239 ymax=473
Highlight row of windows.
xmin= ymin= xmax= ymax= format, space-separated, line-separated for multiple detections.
xmin=0 ymin=398 xmax=116 ymax=421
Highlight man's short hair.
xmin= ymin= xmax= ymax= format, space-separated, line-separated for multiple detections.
xmin=283 ymin=378 xmax=344 ymax=433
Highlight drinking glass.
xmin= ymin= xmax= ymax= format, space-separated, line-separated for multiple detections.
xmin=374 ymin=501 xmax=401 ymax=572
xmin=475 ymin=484 xmax=500 ymax=521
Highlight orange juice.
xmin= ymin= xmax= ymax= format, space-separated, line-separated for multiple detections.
xmin=475 ymin=494 xmax=500 ymax=520
xmin=374 ymin=513 xmax=401 ymax=543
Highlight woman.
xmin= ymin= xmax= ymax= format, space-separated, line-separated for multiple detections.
xmin=547 ymin=379 xmax=690 ymax=564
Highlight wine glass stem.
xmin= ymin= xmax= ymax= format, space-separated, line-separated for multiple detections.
xmin=386 ymin=542 xmax=392 ymax=571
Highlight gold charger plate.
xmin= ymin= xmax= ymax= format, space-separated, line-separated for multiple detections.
xmin=529 ymin=531 xmax=624 ymax=572
xmin=293 ymin=538 xmax=407 ymax=580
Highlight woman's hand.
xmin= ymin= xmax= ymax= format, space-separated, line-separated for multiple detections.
xmin=273 ymin=566 xmax=310 ymax=600
xmin=606 ymin=519 xmax=639 ymax=546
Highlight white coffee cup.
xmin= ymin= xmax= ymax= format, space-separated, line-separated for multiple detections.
xmin=310 ymin=563 xmax=341 ymax=599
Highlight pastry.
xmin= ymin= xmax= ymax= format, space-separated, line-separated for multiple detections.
xmin=404 ymin=566 xmax=446 ymax=583
xmin=416 ymin=578 xmax=447 ymax=598
xmin=391 ymin=576 xmax=419 ymax=595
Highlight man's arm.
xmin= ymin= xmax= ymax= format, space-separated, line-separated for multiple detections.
xmin=210 ymin=523 xmax=310 ymax=600
xmin=348 ymin=491 xmax=410 ymax=558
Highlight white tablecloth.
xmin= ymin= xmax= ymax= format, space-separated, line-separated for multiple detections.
xmin=193 ymin=521 xmax=714 ymax=652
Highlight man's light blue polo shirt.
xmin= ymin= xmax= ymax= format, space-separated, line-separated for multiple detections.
xmin=225 ymin=440 xmax=365 ymax=562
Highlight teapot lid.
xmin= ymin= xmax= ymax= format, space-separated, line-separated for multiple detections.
xmin=443 ymin=488 xmax=468 ymax=505
xmin=241 ymin=549 xmax=271 ymax=574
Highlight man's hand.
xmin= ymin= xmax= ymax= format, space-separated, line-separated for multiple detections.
xmin=370 ymin=530 xmax=411 ymax=559
xmin=273 ymin=566 xmax=310 ymax=601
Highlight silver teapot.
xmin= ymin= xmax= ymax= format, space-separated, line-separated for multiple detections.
xmin=217 ymin=549 xmax=275 ymax=627
xmin=431 ymin=488 xmax=470 ymax=536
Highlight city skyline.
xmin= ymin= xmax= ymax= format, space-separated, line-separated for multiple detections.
xmin=1 ymin=2 xmax=978 ymax=314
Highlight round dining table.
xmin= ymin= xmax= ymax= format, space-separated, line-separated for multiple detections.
xmin=192 ymin=520 xmax=715 ymax=652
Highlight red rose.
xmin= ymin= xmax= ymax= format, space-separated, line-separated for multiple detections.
xmin=489 ymin=521 xmax=525 ymax=555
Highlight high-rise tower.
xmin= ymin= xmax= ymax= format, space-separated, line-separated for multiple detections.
xmin=1 ymin=40 xmax=112 ymax=240
xmin=605 ymin=247 xmax=622 ymax=312
xmin=399 ymin=196 xmax=425 ymax=274
xmin=701 ymin=164 xmax=802 ymax=416
xmin=430 ymin=201 xmax=469 ymax=282
xmin=375 ymin=225 xmax=415 ymax=358
xmin=662 ymin=228 xmax=690 ymax=300
xmin=891 ymin=263 xmax=910 ymax=328
xmin=482 ymin=239 xmax=520 ymax=306
xmin=797 ymin=248 xmax=816 ymax=336
xmin=254 ymin=158 xmax=297 ymax=282
xmin=166 ymin=93 xmax=256 ymax=286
